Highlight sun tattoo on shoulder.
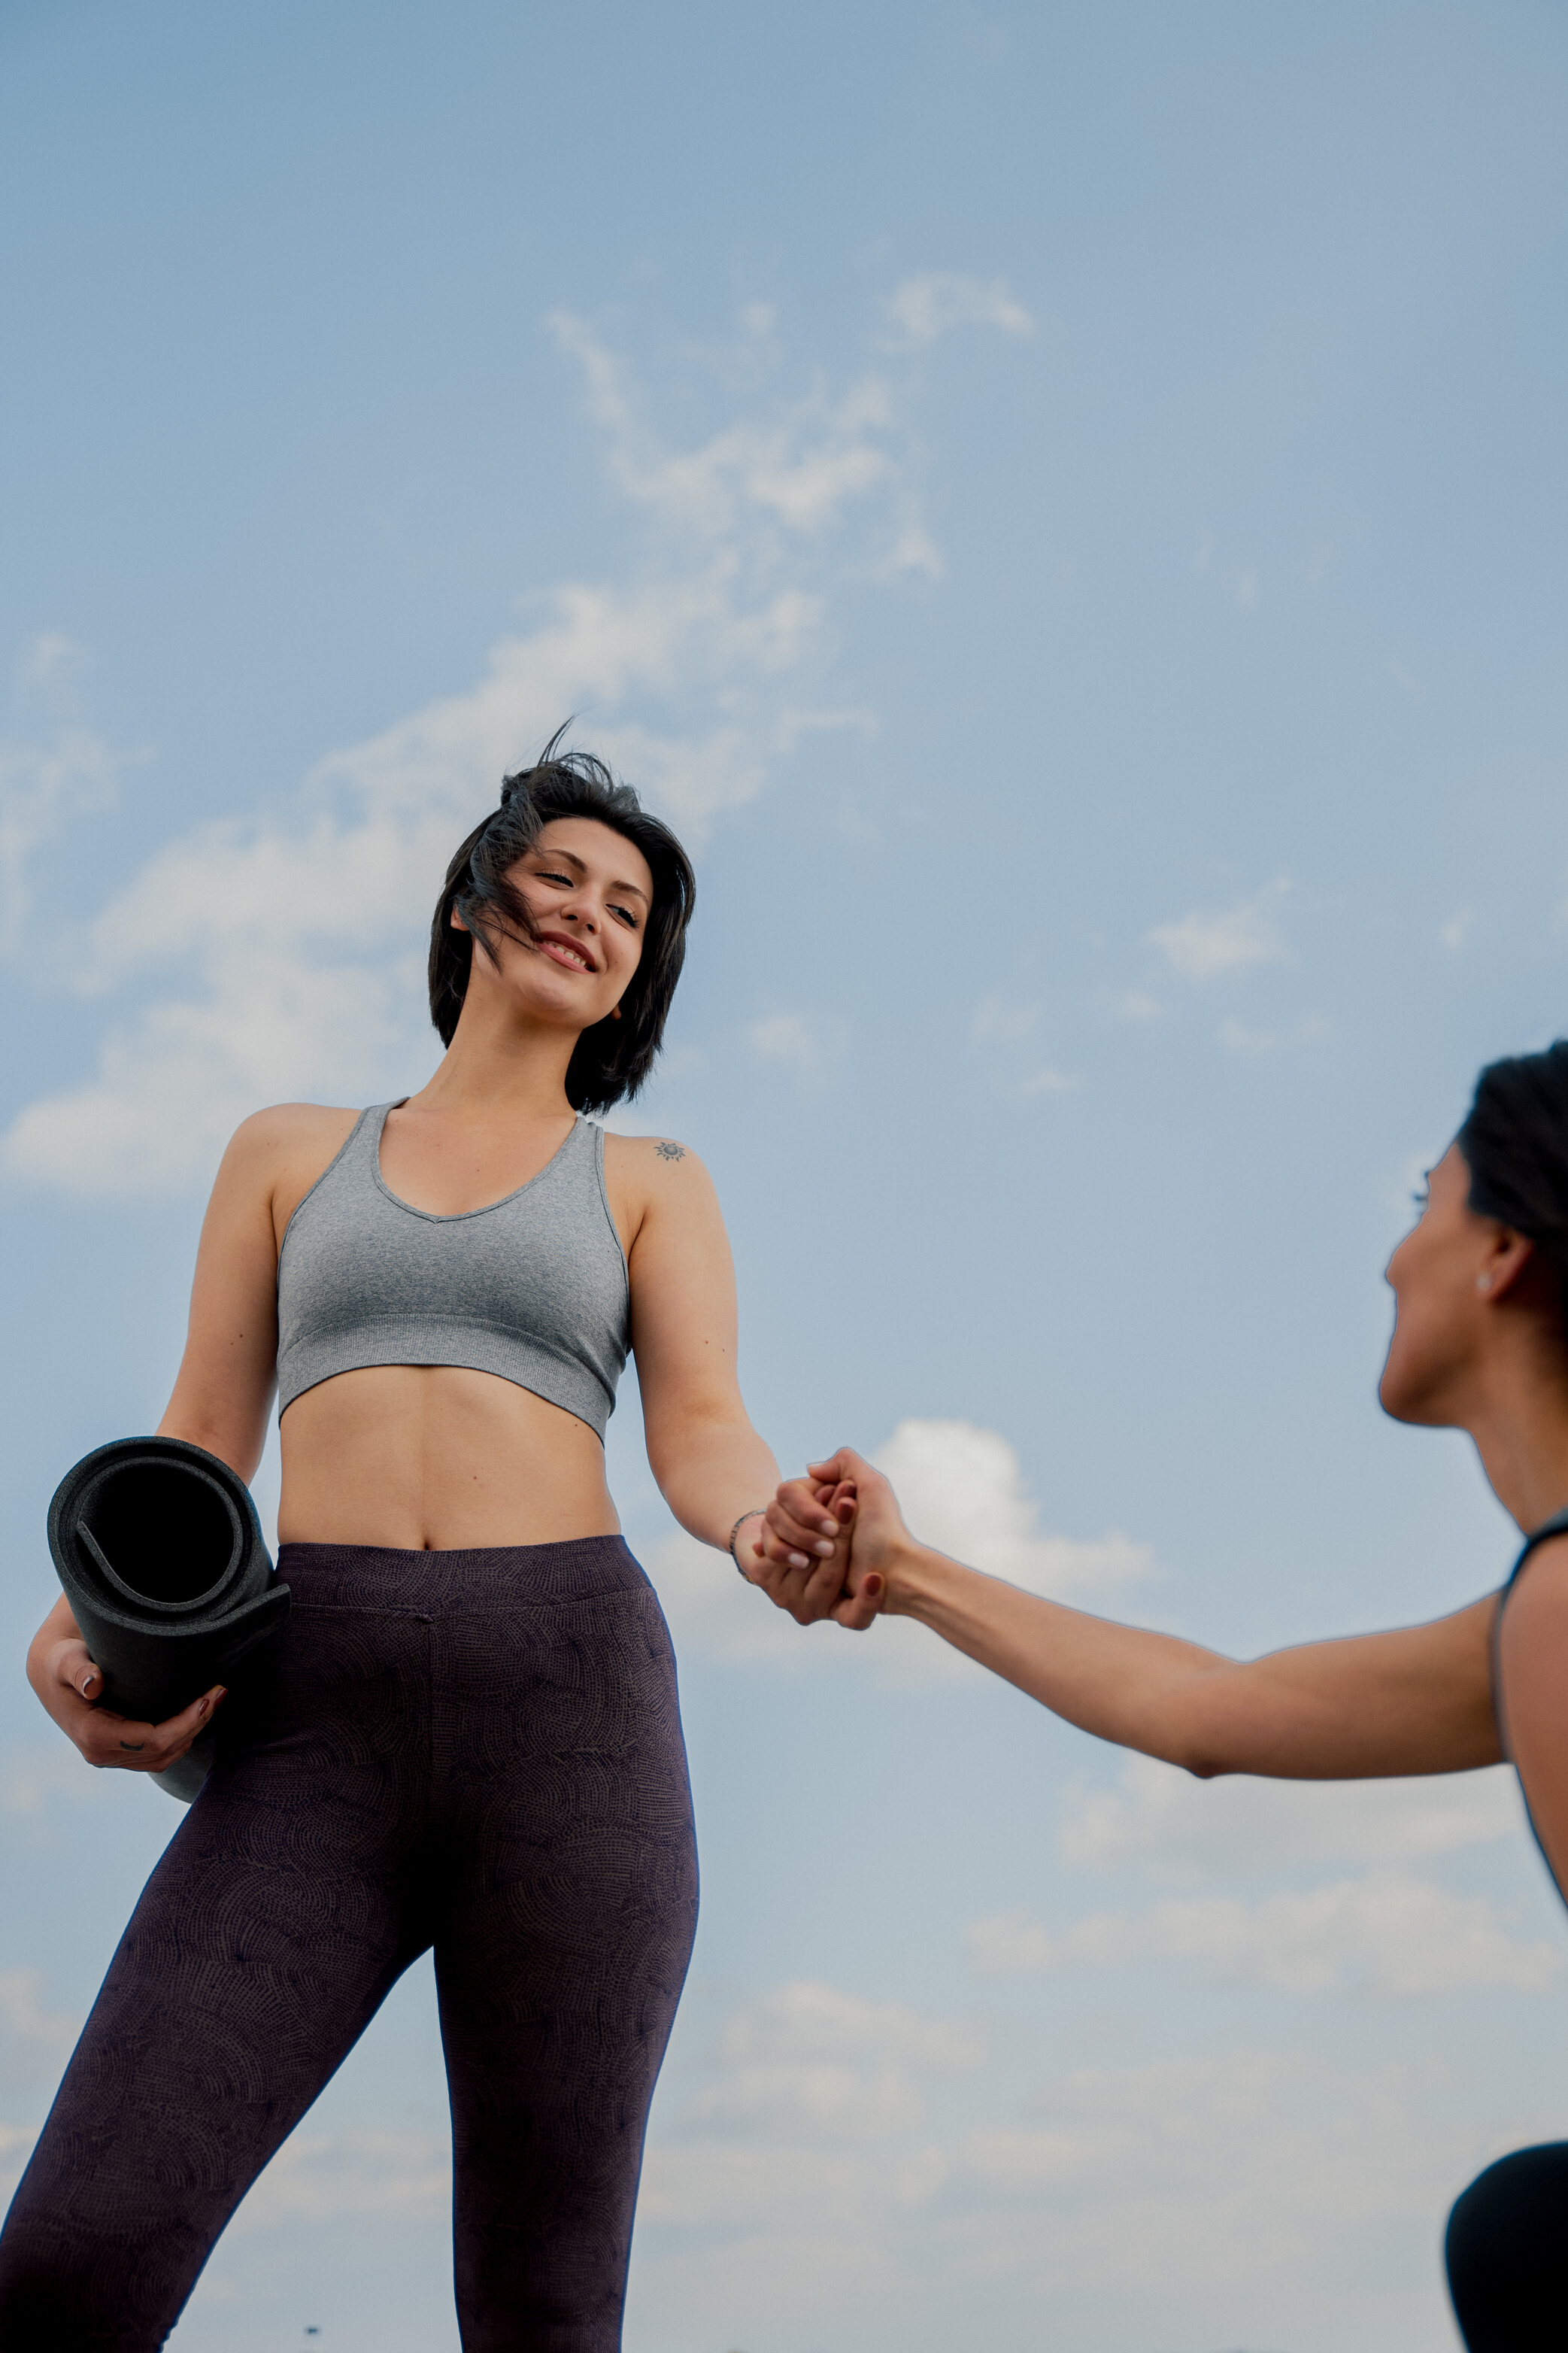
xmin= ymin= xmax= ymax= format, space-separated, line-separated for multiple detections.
xmin=654 ymin=1140 xmax=686 ymax=1162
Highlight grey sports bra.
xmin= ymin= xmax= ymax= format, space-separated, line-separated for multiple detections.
xmin=274 ymin=1104 xmax=630 ymax=1436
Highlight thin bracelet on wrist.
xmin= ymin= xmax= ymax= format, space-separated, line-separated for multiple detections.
xmin=728 ymin=1508 xmax=768 ymax=1578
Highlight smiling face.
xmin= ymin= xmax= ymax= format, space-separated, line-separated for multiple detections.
xmin=1379 ymin=1143 xmax=1505 ymax=1425
xmin=455 ymin=815 xmax=654 ymax=1037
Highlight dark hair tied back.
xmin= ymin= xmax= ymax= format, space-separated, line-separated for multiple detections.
xmin=428 ymin=727 xmax=696 ymax=1115
xmin=1458 ymin=1040 xmax=1568 ymax=1309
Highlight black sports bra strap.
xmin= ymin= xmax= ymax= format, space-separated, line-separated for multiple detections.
xmin=1506 ymin=1505 xmax=1568 ymax=1595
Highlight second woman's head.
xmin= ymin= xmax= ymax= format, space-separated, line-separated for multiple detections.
xmin=1381 ymin=1041 xmax=1568 ymax=1425
xmin=427 ymin=737 xmax=696 ymax=1113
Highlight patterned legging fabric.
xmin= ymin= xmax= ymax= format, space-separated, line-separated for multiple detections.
xmin=0 ymin=1537 xmax=699 ymax=2352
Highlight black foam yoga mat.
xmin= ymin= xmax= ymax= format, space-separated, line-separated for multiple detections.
xmin=47 ymin=1436 xmax=290 ymax=1803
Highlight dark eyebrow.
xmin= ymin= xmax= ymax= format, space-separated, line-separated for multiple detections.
xmin=532 ymin=844 xmax=650 ymax=906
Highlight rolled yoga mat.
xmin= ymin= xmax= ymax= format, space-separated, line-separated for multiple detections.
xmin=47 ymin=1436 xmax=290 ymax=1804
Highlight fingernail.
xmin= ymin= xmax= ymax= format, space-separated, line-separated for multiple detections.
xmin=788 ymin=1551 xmax=809 ymax=1569
xmin=866 ymin=1574 xmax=884 ymax=1595
xmin=196 ymin=1697 xmax=211 ymax=1717
xmin=813 ymin=1539 xmax=835 ymax=1556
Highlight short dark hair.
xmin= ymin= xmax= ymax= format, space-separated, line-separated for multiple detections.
xmin=428 ymin=732 xmax=696 ymax=1115
xmin=1457 ymin=1040 xmax=1568 ymax=1309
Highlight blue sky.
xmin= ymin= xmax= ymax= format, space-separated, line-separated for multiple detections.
xmin=5 ymin=3 xmax=1568 ymax=2347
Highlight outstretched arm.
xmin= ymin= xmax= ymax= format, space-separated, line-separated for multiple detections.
xmin=767 ymin=1450 xmax=1503 ymax=1779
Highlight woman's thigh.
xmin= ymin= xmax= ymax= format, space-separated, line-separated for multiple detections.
xmin=431 ymin=1570 xmax=699 ymax=2352
xmin=0 ymin=1596 xmax=437 ymax=2352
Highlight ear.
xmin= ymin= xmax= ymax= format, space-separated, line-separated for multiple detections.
xmin=610 ymin=1003 xmax=622 ymax=1022
xmin=450 ymin=906 xmax=469 ymax=934
xmin=1481 ymin=1227 xmax=1538 ymax=1302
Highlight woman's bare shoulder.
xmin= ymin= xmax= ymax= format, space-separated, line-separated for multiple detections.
xmin=602 ymin=1131 xmax=718 ymax=1256
xmin=211 ymin=1103 xmax=363 ymax=1220
xmin=226 ymin=1102 xmax=362 ymax=1167
xmin=602 ymin=1130 xmax=708 ymax=1177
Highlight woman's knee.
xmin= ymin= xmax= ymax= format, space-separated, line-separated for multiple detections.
xmin=1447 ymin=2142 xmax=1568 ymax=2351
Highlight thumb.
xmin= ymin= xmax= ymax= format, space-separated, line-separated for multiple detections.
xmin=57 ymin=1642 xmax=103 ymax=1704
xmin=807 ymin=1448 xmax=864 ymax=1486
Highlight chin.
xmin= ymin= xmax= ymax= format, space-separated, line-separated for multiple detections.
xmin=1378 ymin=1359 xmax=1454 ymax=1429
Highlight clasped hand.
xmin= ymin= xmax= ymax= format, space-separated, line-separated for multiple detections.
xmin=735 ymin=1447 xmax=907 ymax=1632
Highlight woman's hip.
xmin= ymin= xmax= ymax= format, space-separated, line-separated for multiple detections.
xmin=212 ymin=1534 xmax=687 ymax=1824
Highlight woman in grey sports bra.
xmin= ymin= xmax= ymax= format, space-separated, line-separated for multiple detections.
xmin=4 ymin=741 xmax=852 ymax=2352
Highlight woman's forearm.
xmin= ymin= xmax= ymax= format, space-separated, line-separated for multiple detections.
xmin=651 ymin=1419 xmax=784 ymax=1554
xmin=884 ymin=1542 xmax=1503 ymax=1779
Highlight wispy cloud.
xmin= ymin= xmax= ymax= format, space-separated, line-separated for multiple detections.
xmin=971 ymin=991 xmax=1040 ymax=1043
xmin=1148 ymin=885 xmax=1288 ymax=981
xmin=639 ymin=2001 xmax=1509 ymax=2315
xmin=235 ymin=2126 xmax=450 ymax=2231
xmin=884 ymin=273 xmax=1036 ymax=348
xmin=0 ymin=1966 xmax=84 ymax=2094
xmin=685 ymin=1978 xmax=984 ymax=2142
xmin=0 ymin=635 xmax=137 ymax=954
xmin=2 ymin=292 xmax=1017 ymax=1199
xmin=1058 ymin=1753 xmax=1525 ymax=1882
xmin=950 ymin=2050 xmax=1469 ymax=2288
xmin=967 ymin=1869 xmax=1560 ymax=1996
xmin=748 ymin=1009 xmax=842 ymax=1082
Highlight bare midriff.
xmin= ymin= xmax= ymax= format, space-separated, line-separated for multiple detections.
xmin=277 ymin=1365 xmax=620 ymax=1550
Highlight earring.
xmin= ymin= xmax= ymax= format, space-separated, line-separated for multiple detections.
xmin=1477 ymin=1274 xmax=1493 ymax=1293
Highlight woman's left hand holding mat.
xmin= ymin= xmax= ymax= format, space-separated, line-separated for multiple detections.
xmin=26 ymin=1597 xmax=225 ymax=1773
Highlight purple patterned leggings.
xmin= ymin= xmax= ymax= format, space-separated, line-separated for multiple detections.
xmin=0 ymin=1538 xmax=699 ymax=2351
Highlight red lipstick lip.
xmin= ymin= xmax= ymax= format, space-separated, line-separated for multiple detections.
xmin=535 ymin=928 xmax=598 ymax=974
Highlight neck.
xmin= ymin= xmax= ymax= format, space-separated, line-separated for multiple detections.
xmin=411 ymin=999 xmax=579 ymax=1123
xmin=1466 ymin=1327 xmax=1568 ymax=1532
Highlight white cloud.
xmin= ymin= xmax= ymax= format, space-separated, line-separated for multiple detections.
xmin=714 ymin=1978 xmax=986 ymax=2072
xmin=639 ymin=2009 xmax=1516 ymax=2319
xmin=0 ymin=1966 xmax=83 ymax=2093
xmin=1219 ymin=1014 xmax=1277 ymax=1053
xmin=1057 ymin=1752 xmax=1527 ymax=1883
xmin=872 ymin=1419 xmax=1151 ymax=1605
xmin=884 ymin=273 xmax=1036 ymax=348
xmin=748 ymin=1009 xmax=839 ymax=1080
xmin=683 ymin=1979 xmax=984 ymax=2143
xmin=967 ymin=1867 xmax=1561 ymax=1996
xmin=639 ymin=2141 xmax=875 ymax=2227
xmin=235 ymin=2126 xmax=450 ymax=2231
xmin=644 ymin=1417 xmax=1153 ymax=1686
xmin=950 ymin=2050 xmax=1471 ymax=2291
xmin=1112 ymin=988 xmax=1166 ymax=1022
xmin=971 ymin=991 xmax=1040 ymax=1043
xmin=1 ymin=1743 xmax=108 ymax=1848
xmin=1148 ymin=888 xmax=1287 ymax=980
xmin=0 ymin=633 xmax=135 ymax=953
xmin=2 ymin=299 xmax=967 ymax=1199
